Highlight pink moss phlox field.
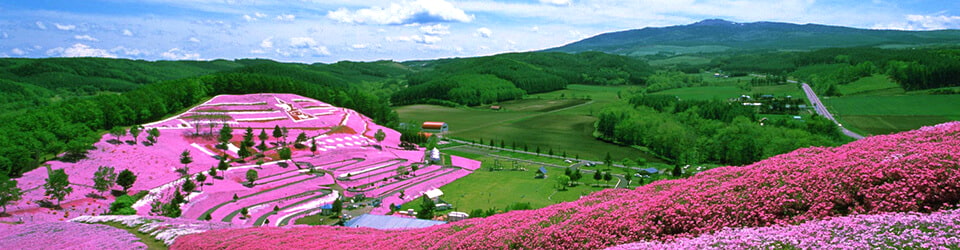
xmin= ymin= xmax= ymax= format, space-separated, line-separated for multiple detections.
xmin=1 ymin=94 xmax=478 ymax=229
xmin=0 ymin=221 xmax=147 ymax=250
xmin=608 ymin=209 xmax=960 ymax=249
xmin=173 ymin=122 xmax=960 ymax=249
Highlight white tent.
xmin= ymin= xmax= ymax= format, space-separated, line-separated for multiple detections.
xmin=424 ymin=188 xmax=444 ymax=200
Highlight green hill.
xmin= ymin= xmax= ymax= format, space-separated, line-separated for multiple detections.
xmin=547 ymin=19 xmax=960 ymax=56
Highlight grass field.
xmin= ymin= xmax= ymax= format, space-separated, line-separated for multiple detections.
xmin=836 ymin=75 xmax=903 ymax=96
xmin=399 ymin=148 xmax=623 ymax=214
xmin=648 ymin=56 xmax=712 ymax=66
xmin=651 ymin=83 xmax=803 ymax=101
xmin=395 ymin=84 xmax=663 ymax=163
xmin=824 ymin=94 xmax=960 ymax=135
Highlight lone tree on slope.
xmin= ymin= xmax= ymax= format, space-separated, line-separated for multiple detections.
xmin=92 ymin=166 xmax=117 ymax=197
xmin=116 ymin=169 xmax=137 ymax=193
xmin=44 ymin=168 xmax=73 ymax=207
xmin=374 ymin=129 xmax=386 ymax=150
xmin=0 ymin=178 xmax=22 ymax=215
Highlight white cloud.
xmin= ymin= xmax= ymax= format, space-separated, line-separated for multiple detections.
xmin=260 ymin=37 xmax=274 ymax=48
xmin=54 ymin=23 xmax=77 ymax=31
xmin=122 ymin=29 xmax=133 ymax=36
xmin=288 ymin=37 xmax=331 ymax=56
xmin=11 ymin=48 xmax=26 ymax=56
xmin=419 ymin=24 xmax=450 ymax=35
xmin=475 ymin=27 xmax=492 ymax=38
xmin=110 ymin=46 xmax=145 ymax=56
xmin=539 ymin=0 xmax=572 ymax=6
xmin=189 ymin=37 xmax=201 ymax=43
xmin=36 ymin=21 xmax=47 ymax=30
xmin=327 ymin=0 xmax=474 ymax=25
xmin=351 ymin=44 xmax=369 ymax=49
xmin=276 ymin=14 xmax=296 ymax=22
xmin=872 ymin=15 xmax=960 ymax=30
xmin=74 ymin=35 xmax=99 ymax=41
xmin=387 ymin=34 xmax=441 ymax=44
xmin=250 ymin=49 xmax=266 ymax=54
xmin=161 ymin=48 xmax=201 ymax=60
xmin=47 ymin=43 xmax=116 ymax=58
xmin=243 ymin=14 xmax=255 ymax=22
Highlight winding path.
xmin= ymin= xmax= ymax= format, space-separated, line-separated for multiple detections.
xmin=798 ymin=82 xmax=865 ymax=140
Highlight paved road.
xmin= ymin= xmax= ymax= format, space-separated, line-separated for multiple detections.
xmin=798 ymin=82 xmax=865 ymax=140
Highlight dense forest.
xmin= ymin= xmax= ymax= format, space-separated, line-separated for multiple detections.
xmin=0 ymin=59 xmax=403 ymax=178
xmin=708 ymin=47 xmax=960 ymax=95
xmin=598 ymin=93 xmax=841 ymax=166
xmin=393 ymin=52 xmax=654 ymax=105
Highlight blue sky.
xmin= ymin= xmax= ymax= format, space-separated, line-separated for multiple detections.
xmin=1 ymin=0 xmax=958 ymax=63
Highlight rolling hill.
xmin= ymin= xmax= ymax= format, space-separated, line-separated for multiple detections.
xmin=547 ymin=19 xmax=960 ymax=56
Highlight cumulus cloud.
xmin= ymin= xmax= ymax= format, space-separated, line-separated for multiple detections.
xmin=876 ymin=15 xmax=960 ymax=30
xmin=161 ymin=48 xmax=201 ymax=60
xmin=249 ymin=49 xmax=266 ymax=54
xmin=110 ymin=46 xmax=145 ymax=56
xmin=276 ymin=14 xmax=296 ymax=22
xmin=36 ymin=21 xmax=47 ymax=30
xmin=260 ymin=37 xmax=274 ymax=48
xmin=46 ymin=43 xmax=116 ymax=58
xmin=352 ymin=44 xmax=369 ymax=49
xmin=122 ymin=29 xmax=133 ymax=36
xmin=475 ymin=27 xmax=492 ymax=38
xmin=54 ymin=23 xmax=77 ymax=31
xmin=11 ymin=48 xmax=26 ymax=56
xmin=419 ymin=24 xmax=450 ymax=35
xmin=74 ymin=35 xmax=98 ymax=41
xmin=387 ymin=35 xmax=441 ymax=44
xmin=327 ymin=0 xmax=474 ymax=25
xmin=539 ymin=0 xmax=572 ymax=6
xmin=288 ymin=37 xmax=331 ymax=56
xmin=189 ymin=37 xmax=201 ymax=43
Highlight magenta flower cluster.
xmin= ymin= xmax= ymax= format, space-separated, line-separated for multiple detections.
xmin=608 ymin=208 xmax=960 ymax=249
xmin=0 ymin=221 xmax=147 ymax=249
xmin=172 ymin=122 xmax=960 ymax=249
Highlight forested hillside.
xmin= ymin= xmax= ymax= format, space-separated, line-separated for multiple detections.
xmin=393 ymin=52 xmax=653 ymax=105
xmin=0 ymin=59 xmax=404 ymax=178
xmin=709 ymin=47 xmax=960 ymax=95
xmin=548 ymin=19 xmax=960 ymax=56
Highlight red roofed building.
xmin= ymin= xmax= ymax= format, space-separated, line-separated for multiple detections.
xmin=421 ymin=121 xmax=448 ymax=134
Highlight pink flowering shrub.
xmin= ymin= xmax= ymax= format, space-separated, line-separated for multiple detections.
xmin=608 ymin=209 xmax=960 ymax=249
xmin=173 ymin=122 xmax=960 ymax=249
xmin=0 ymin=221 xmax=147 ymax=249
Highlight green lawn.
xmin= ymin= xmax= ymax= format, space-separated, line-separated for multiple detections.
xmin=399 ymin=154 xmax=612 ymax=213
xmin=651 ymin=83 xmax=802 ymax=101
xmin=824 ymin=94 xmax=960 ymax=135
xmin=836 ymin=75 xmax=903 ymax=96
xmin=396 ymin=84 xmax=663 ymax=163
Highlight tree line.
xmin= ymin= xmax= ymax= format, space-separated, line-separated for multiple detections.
xmin=597 ymin=94 xmax=841 ymax=166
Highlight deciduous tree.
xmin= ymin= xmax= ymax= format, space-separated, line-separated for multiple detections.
xmin=0 ymin=178 xmax=22 ymax=214
xmin=246 ymin=169 xmax=258 ymax=185
xmin=44 ymin=168 xmax=73 ymax=207
xmin=92 ymin=166 xmax=117 ymax=197
xmin=116 ymin=169 xmax=137 ymax=192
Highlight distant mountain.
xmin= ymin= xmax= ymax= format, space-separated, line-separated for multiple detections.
xmin=547 ymin=19 xmax=960 ymax=56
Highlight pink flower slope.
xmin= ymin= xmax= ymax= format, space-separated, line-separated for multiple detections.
xmin=173 ymin=122 xmax=960 ymax=249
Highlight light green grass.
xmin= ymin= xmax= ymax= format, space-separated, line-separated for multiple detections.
xmin=648 ymin=56 xmax=712 ymax=66
xmin=651 ymin=83 xmax=801 ymax=101
xmin=396 ymin=84 xmax=662 ymax=162
xmin=824 ymin=94 xmax=960 ymax=135
xmin=96 ymin=222 xmax=168 ymax=249
xmin=837 ymin=75 xmax=903 ymax=96
xmin=399 ymin=155 xmax=610 ymax=213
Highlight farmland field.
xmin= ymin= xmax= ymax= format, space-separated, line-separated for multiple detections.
xmin=651 ymin=83 xmax=803 ymax=101
xmin=395 ymin=84 xmax=663 ymax=163
xmin=836 ymin=75 xmax=903 ymax=96
xmin=824 ymin=94 xmax=960 ymax=135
